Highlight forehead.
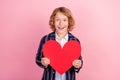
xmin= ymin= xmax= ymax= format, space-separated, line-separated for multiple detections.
xmin=55 ymin=12 xmax=68 ymax=18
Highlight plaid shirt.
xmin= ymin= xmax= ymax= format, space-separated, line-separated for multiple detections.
xmin=36 ymin=32 xmax=83 ymax=80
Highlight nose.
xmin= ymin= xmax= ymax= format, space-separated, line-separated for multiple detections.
xmin=59 ymin=20 xmax=63 ymax=25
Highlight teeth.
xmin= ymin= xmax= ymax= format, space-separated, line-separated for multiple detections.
xmin=58 ymin=27 xmax=64 ymax=29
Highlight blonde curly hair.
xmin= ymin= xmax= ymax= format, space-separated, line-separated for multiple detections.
xmin=49 ymin=7 xmax=75 ymax=31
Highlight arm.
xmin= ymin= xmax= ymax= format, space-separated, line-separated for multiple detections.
xmin=35 ymin=36 xmax=48 ymax=69
xmin=73 ymin=38 xmax=83 ymax=72
xmin=73 ymin=55 xmax=83 ymax=73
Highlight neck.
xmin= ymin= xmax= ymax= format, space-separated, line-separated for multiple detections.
xmin=56 ymin=32 xmax=68 ymax=39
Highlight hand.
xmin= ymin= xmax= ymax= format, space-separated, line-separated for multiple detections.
xmin=72 ymin=59 xmax=82 ymax=68
xmin=41 ymin=58 xmax=50 ymax=67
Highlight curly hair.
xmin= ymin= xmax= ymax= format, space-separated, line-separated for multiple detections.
xmin=49 ymin=7 xmax=75 ymax=31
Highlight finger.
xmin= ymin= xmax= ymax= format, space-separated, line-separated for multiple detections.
xmin=75 ymin=64 xmax=80 ymax=68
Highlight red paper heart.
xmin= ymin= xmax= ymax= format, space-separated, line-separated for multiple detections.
xmin=43 ymin=40 xmax=81 ymax=74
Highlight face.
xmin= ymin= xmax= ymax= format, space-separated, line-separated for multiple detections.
xmin=54 ymin=12 xmax=69 ymax=35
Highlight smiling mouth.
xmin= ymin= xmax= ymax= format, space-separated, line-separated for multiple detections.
xmin=58 ymin=27 xmax=65 ymax=30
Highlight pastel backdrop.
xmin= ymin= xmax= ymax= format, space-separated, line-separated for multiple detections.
xmin=0 ymin=0 xmax=120 ymax=80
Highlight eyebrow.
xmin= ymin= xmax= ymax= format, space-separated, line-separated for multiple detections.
xmin=55 ymin=17 xmax=68 ymax=19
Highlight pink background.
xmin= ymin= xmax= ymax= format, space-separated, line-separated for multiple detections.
xmin=0 ymin=0 xmax=120 ymax=80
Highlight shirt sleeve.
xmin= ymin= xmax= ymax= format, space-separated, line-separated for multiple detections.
xmin=72 ymin=37 xmax=83 ymax=73
xmin=35 ymin=35 xmax=49 ymax=69
xmin=74 ymin=55 xmax=83 ymax=73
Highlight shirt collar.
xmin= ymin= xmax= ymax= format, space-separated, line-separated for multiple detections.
xmin=55 ymin=32 xmax=68 ymax=41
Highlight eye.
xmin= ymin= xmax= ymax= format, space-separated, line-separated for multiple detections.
xmin=55 ymin=18 xmax=60 ymax=21
xmin=63 ymin=19 xmax=68 ymax=22
xmin=63 ymin=19 xmax=67 ymax=21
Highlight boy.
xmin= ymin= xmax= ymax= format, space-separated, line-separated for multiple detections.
xmin=36 ymin=7 xmax=83 ymax=80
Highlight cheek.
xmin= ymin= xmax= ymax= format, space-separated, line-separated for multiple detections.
xmin=54 ymin=25 xmax=58 ymax=30
xmin=65 ymin=21 xmax=69 ymax=25
xmin=54 ymin=21 xmax=58 ymax=26
xmin=65 ymin=23 xmax=69 ymax=27
xmin=54 ymin=23 xmax=56 ymax=27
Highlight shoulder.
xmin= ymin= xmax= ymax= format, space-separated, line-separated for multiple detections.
xmin=41 ymin=31 xmax=55 ymax=41
xmin=68 ymin=32 xmax=80 ymax=43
